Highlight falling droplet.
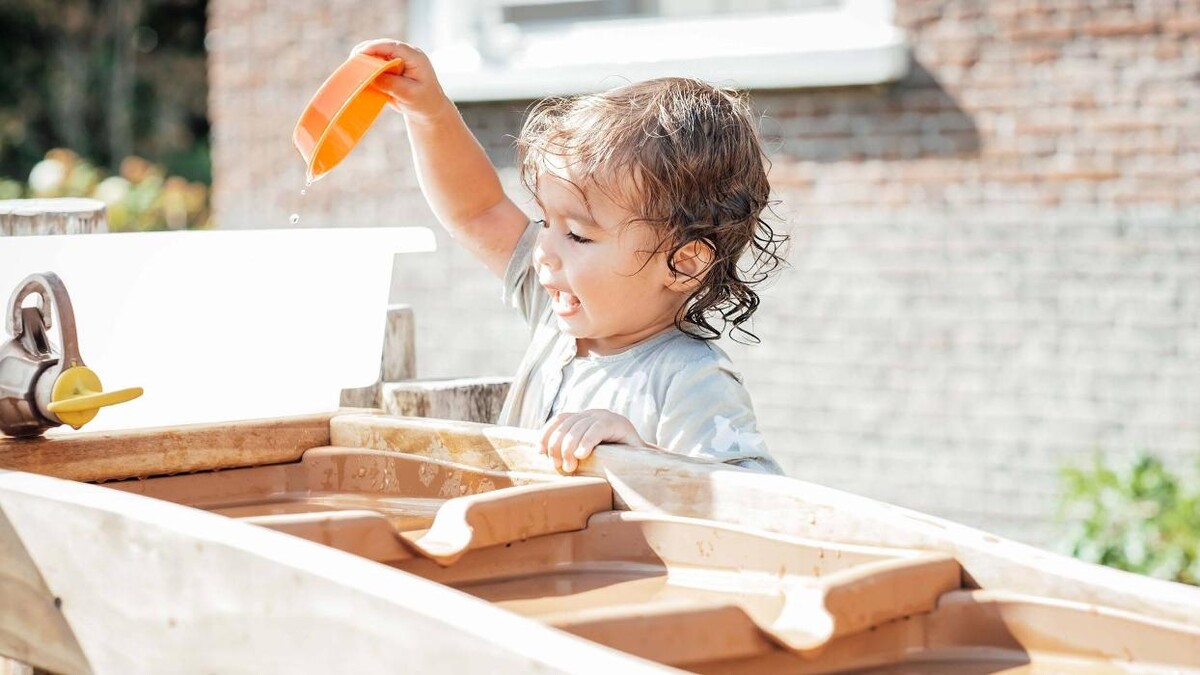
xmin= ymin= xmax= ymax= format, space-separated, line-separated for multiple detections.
xmin=289 ymin=213 xmax=300 ymax=225
xmin=300 ymin=188 xmax=307 ymax=197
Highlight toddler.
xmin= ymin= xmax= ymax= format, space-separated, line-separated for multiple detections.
xmin=358 ymin=40 xmax=787 ymax=474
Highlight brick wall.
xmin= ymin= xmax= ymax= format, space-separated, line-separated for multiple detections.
xmin=208 ymin=0 xmax=1200 ymax=549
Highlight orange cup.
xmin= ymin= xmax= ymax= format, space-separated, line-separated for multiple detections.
xmin=293 ymin=53 xmax=405 ymax=184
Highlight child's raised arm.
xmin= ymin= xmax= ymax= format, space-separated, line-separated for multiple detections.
xmin=353 ymin=40 xmax=528 ymax=278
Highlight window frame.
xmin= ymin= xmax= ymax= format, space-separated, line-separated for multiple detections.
xmin=407 ymin=0 xmax=909 ymax=102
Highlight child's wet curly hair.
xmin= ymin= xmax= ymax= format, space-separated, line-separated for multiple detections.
xmin=516 ymin=77 xmax=788 ymax=343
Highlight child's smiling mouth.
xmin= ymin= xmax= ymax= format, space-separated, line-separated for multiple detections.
xmin=549 ymin=288 xmax=582 ymax=316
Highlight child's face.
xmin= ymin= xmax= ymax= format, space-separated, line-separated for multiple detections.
xmin=533 ymin=166 xmax=685 ymax=356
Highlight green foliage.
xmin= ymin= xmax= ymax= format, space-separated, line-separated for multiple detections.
xmin=0 ymin=0 xmax=208 ymax=181
xmin=6 ymin=148 xmax=210 ymax=231
xmin=1059 ymin=453 xmax=1200 ymax=585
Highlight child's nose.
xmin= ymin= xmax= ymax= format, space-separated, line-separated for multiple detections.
xmin=533 ymin=232 xmax=560 ymax=270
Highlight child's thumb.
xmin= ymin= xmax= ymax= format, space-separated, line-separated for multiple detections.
xmin=374 ymin=73 xmax=424 ymax=109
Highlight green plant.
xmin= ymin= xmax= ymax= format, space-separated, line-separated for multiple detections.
xmin=0 ymin=0 xmax=208 ymax=180
xmin=8 ymin=148 xmax=210 ymax=231
xmin=1059 ymin=453 xmax=1200 ymax=585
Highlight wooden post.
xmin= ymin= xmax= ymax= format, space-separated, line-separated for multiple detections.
xmin=381 ymin=304 xmax=415 ymax=382
xmin=0 ymin=199 xmax=108 ymax=236
xmin=339 ymin=304 xmax=415 ymax=409
xmin=340 ymin=305 xmax=512 ymax=423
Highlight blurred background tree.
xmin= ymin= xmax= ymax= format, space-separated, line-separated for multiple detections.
xmin=0 ymin=0 xmax=210 ymax=230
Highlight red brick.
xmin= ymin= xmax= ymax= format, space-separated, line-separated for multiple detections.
xmin=1129 ymin=165 xmax=1188 ymax=180
xmin=1161 ymin=17 xmax=1200 ymax=35
xmin=1010 ymin=26 xmax=1075 ymax=41
xmin=933 ymin=43 xmax=981 ymax=68
xmin=1045 ymin=168 xmax=1121 ymax=182
xmin=1090 ymin=116 xmax=1163 ymax=133
xmin=1143 ymin=89 xmax=1180 ymax=107
xmin=1083 ymin=19 xmax=1158 ymax=37
xmin=1015 ymin=120 xmax=1074 ymax=134
xmin=1154 ymin=42 xmax=1182 ymax=59
xmin=1113 ymin=191 xmax=1179 ymax=206
xmin=1020 ymin=46 xmax=1059 ymax=63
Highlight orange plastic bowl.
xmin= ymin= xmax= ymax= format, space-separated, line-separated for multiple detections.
xmin=293 ymin=53 xmax=404 ymax=183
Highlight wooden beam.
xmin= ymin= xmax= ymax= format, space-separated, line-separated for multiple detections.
xmin=0 ymin=412 xmax=340 ymax=483
xmin=381 ymin=304 xmax=416 ymax=382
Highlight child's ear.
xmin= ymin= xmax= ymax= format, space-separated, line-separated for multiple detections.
xmin=667 ymin=239 xmax=716 ymax=292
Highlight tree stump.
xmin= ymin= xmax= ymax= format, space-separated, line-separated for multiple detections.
xmin=0 ymin=199 xmax=108 ymax=236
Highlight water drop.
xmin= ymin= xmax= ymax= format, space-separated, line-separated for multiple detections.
xmin=300 ymin=188 xmax=307 ymax=197
xmin=289 ymin=213 xmax=300 ymax=225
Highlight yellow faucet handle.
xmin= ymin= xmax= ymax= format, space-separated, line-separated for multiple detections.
xmin=47 ymin=366 xmax=143 ymax=429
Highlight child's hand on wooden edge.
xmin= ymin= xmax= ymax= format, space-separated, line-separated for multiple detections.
xmin=539 ymin=409 xmax=645 ymax=474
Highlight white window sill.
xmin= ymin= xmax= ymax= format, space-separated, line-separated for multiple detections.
xmin=430 ymin=10 xmax=910 ymax=102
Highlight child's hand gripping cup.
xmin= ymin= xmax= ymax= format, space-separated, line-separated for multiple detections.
xmin=293 ymin=52 xmax=405 ymax=184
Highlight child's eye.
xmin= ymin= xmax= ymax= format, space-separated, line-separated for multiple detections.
xmin=566 ymin=231 xmax=592 ymax=244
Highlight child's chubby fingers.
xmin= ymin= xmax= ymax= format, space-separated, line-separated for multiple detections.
xmin=557 ymin=418 xmax=592 ymax=473
xmin=539 ymin=412 xmax=567 ymax=454
xmin=350 ymin=39 xmax=426 ymax=69
xmin=373 ymin=72 xmax=417 ymax=99
xmin=348 ymin=43 xmax=451 ymax=120
xmin=559 ymin=412 xmax=624 ymax=473
xmin=375 ymin=76 xmax=449 ymax=118
xmin=561 ymin=422 xmax=611 ymax=473
xmin=572 ymin=424 xmax=612 ymax=461
xmin=539 ymin=412 xmax=574 ymax=469
xmin=546 ymin=413 xmax=601 ymax=474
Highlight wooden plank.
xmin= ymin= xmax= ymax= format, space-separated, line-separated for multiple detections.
xmin=381 ymin=304 xmax=416 ymax=382
xmin=338 ymin=384 xmax=379 ymax=409
xmin=0 ymin=504 xmax=91 ymax=674
xmin=328 ymin=414 xmax=1200 ymax=630
xmin=0 ymin=412 xmax=342 ymax=483
xmin=0 ymin=469 xmax=670 ymax=674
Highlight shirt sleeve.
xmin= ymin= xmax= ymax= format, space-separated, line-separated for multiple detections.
xmin=655 ymin=354 xmax=783 ymax=475
xmin=502 ymin=219 xmax=550 ymax=330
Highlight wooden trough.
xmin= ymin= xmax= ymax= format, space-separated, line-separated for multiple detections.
xmin=1 ymin=411 xmax=1198 ymax=674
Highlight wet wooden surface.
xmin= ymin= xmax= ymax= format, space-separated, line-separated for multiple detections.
xmin=0 ymin=412 xmax=339 ymax=482
xmin=329 ymin=413 xmax=1200 ymax=632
